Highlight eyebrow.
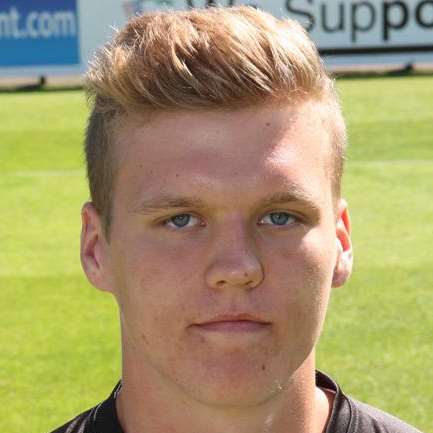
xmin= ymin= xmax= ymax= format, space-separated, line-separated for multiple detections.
xmin=259 ymin=191 xmax=321 ymax=212
xmin=131 ymin=194 xmax=207 ymax=215
xmin=131 ymin=189 xmax=320 ymax=215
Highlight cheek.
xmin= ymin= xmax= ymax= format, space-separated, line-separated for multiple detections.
xmin=294 ymin=226 xmax=334 ymax=278
xmin=111 ymin=235 xmax=204 ymax=320
xmin=267 ymin=230 xmax=335 ymax=318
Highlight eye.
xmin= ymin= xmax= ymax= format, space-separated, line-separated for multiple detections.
xmin=165 ymin=213 xmax=201 ymax=229
xmin=259 ymin=212 xmax=297 ymax=226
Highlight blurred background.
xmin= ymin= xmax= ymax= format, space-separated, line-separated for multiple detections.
xmin=1 ymin=1 xmax=432 ymax=432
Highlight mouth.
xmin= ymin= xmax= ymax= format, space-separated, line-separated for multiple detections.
xmin=191 ymin=314 xmax=271 ymax=333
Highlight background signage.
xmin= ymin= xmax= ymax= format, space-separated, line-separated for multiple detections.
xmin=1 ymin=0 xmax=432 ymax=77
xmin=0 ymin=0 xmax=79 ymax=68
xmin=121 ymin=0 xmax=433 ymax=63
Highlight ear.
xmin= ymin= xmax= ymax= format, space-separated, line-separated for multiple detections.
xmin=80 ymin=202 xmax=114 ymax=292
xmin=332 ymin=199 xmax=353 ymax=288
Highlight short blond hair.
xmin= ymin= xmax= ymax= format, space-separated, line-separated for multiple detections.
xmin=85 ymin=6 xmax=346 ymax=232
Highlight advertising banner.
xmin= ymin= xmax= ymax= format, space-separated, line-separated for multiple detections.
xmin=1 ymin=0 xmax=432 ymax=77
xmin=0 ymin=0 xmax=79 ymax=69
xmin=121 ymin=0 xmax=433 ymax=56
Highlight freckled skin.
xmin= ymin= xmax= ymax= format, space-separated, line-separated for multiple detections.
xmin=82 ymin=101 xmax=352 ymax=432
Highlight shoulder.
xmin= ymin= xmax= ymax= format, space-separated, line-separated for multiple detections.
xmin=48 ymin=408 xmax=92 ymax=433
xmin=317 ymin=371 xmax=424 ymax=433
xmin=48 ymin=382 xmax=122 ymax=433
xmin=347 ymin=396 xmax=424 ymax=433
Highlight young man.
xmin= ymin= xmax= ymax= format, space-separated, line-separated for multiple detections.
xmin=51 ymin=6 xmax=423 ymax=433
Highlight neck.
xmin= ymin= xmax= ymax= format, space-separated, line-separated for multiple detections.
xmin=116 ymin=350 xmax=332 ymax=433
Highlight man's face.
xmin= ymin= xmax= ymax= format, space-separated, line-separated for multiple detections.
xmin=82 ymin=101 xmax=351 ymax=406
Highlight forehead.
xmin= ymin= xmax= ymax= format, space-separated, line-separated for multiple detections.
xmin=112 ymin=101 xmax=334 ymax=207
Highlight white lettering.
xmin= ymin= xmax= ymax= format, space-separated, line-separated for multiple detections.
xmin=53 ymin=12 xmax=77 ymax=36
xmin=0 ymin=7 xmax=77 ymax=40
xmin=0 ymin=12 xmax=12 ymax=38
xmin=27 ymin=12 xmax=38 ymax=38
xmin=38 ymin=12 xmax=52 ymax=38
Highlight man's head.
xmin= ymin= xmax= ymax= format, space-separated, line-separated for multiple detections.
xmin=84 ymin=6 xmax=346 ymax=235
xmin=80 ymin=6 xmax=353 ymax=409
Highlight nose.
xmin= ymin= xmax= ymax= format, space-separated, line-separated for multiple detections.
xmin=205 ymin=230 xmax=264 ymax=291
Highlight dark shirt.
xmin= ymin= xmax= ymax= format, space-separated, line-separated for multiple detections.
xmin=49 ymin=371 xmax=423 ymax=433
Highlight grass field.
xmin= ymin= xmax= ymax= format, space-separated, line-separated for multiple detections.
xmin=1 ymin=75 xmax=432 ymax=433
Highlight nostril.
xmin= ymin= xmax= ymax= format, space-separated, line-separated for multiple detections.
xmin=216 ymin=280 xmax=226 ymax=287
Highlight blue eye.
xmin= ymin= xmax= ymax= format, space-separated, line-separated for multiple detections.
xmin=260 ymin=212 xmax=296 ymax=226
xmin=164 ymin=213 xmax=203 ymax=230
xmin=169 ymin=214 xmax=191 ymax=228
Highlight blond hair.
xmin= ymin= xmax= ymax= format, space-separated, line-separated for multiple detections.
xmin=85 ymin=6 xmax=346 ymax=232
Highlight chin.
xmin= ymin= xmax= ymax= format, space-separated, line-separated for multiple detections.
xmin=189 ymin=380 xmax=281 ymax=408
xmin=176 ymin=355 xmax=293 ymax=408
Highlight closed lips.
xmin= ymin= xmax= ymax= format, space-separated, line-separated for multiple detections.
xmin=193 ymin=314 xmax=271 ymax=332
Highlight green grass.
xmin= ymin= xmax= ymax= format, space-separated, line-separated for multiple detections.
xmin=1 ymin=76 xmax=432 ymax=432
xmin=318 ymin=76 xmax=433 ymax=429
